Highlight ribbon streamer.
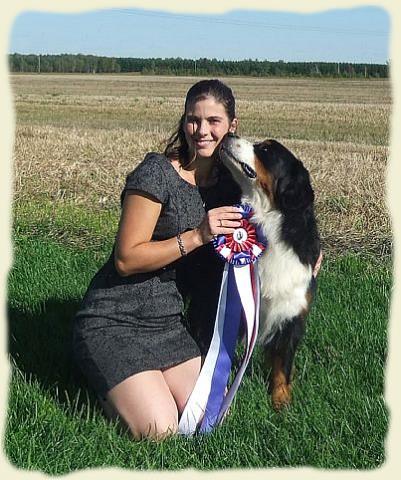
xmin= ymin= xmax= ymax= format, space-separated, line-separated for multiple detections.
xmin=178 ymin=204 xmax=266 ymax=435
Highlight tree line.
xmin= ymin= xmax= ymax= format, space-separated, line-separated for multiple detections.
xmin=9 ymin=53 xmax=389 ymax=78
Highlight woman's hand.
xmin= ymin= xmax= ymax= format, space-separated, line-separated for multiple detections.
xmin=196 ymin=206 xmax=243 ymax=244
xmin=312 ymin=250 xmax=323 ymax=278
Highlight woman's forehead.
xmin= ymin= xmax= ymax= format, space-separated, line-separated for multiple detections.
xmin=185 ymin=96 xmax=227 ymax=115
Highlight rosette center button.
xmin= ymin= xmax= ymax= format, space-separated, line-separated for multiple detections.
xmin=233 ymin=228 xmax=248 ymax=244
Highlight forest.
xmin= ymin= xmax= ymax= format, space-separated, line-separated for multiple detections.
xmin=8 ymin=53 xmax=389 ymax=78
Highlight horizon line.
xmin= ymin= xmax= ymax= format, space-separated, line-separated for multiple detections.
xmin=7 ymin=52 xmax=389 ymax=66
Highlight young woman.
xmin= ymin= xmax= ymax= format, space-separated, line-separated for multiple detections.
xmin=72 ymin=79 xmax=243 ymax=440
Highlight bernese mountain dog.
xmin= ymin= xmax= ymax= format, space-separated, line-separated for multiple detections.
xmin=219 ymin=133 xmax=321 ymax=410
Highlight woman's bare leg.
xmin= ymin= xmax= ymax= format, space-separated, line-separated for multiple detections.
xmin=106 ymin=370 xmax=179 ymax=440
xmin=162 ymin=356 xmax=201 ymax=414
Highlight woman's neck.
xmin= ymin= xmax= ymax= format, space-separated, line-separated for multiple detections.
xmin=192 ymin=156 xmax=216 ymax=187
xmin=185 ymin=154 xmax=220 ymax=187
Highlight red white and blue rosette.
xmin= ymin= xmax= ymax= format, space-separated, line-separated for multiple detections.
xmin=179 ymin=203 xmax=267 ymax=435
xmin=213 ymin=203 xmax=266 ymax=266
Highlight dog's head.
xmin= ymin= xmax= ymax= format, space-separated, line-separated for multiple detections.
xmin=219 ymin=134 xmax=314 ymax=212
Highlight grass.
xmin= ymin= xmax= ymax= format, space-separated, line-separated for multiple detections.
xmin=6 ymin=74 xmax=392 ymax=473
xmin=6 ymin=202 xmax=389 ymax=473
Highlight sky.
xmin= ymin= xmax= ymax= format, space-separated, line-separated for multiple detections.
xmin=8 ymin=6 xmax=390 ymax=64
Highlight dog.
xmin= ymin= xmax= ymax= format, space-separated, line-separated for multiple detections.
xmin=219 ymin=133 xmax=321 ymax=410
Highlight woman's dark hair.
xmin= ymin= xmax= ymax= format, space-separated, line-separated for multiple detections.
xmin=164 ymin=79 xmax=236 ymax=166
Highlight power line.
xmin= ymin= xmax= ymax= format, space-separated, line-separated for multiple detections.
xmin=110 ymin=8 xmax=387 ymax=37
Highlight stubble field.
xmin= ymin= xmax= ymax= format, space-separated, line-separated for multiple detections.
xmin=11 ymin=74 xmax=391 ymax=254
xmin=6 ymin=74 xmax=392 ymax=473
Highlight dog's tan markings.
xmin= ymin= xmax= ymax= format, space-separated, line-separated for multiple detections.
xmin=300 ymin=289 xmax=313 ymax=317
xmin=254 ymin=155 xmax=275 ymax=207
xmin=270 ymin=356 xmax=292 ymax=411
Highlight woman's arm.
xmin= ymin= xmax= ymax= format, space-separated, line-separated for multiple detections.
xmin=114 ymin=192 xmax=242 ymax=276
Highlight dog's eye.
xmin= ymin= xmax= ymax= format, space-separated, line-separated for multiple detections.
xmin=258 ymin=143 xmax=270 ymax=151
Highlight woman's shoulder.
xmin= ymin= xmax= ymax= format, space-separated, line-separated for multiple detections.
xmin=140 ymin=151 xmax=170 ymax=168
xmin=143 ymin=151 xmax=168 ymax=162
xmin=127 ymin=152 xmax=169 ymax=177
xmin=122 ymin=152 xmax=171 ymax=205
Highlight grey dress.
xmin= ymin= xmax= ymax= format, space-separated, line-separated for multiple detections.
xmin=72 ymin=152 xmax=206 ymax=396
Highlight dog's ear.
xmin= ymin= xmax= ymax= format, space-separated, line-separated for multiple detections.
xmin=276 ymin=168 xmax=314 ymax=211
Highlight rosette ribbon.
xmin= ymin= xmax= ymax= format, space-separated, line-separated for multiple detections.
xmin=178 ymin=204 xmax=267 ymax=435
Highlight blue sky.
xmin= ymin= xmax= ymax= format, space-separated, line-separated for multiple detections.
xmin=8 ymin=6 xmax=390 ymax=63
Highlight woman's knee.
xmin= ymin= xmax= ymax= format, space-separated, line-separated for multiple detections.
xmin=100 ymin=395 xmax=178 ymax=440
xmin=133 ymin=412 xmax=178 ymax=440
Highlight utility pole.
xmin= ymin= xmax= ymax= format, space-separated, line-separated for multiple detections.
xmin=38 ymin=54 xmax=41 ymax=74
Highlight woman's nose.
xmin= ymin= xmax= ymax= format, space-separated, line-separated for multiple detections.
xmin=198 ymin=120 xmax=209 ymax=136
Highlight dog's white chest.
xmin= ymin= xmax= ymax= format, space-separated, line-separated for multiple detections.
xmin=253 ymin=213 xmax=312 ymax=343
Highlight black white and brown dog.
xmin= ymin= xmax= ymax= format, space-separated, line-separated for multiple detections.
xmin=219 ymin=133 xmax=321 ymax=410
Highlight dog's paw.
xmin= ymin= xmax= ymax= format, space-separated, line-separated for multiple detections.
xmin=271 ymin=383 xmax=292 ymax=411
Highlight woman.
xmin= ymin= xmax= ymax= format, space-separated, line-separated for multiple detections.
xmin=73 ymin=79 xmax=243 ymax=440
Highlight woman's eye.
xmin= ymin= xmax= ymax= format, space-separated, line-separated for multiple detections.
xmin=186 ymin=118 xmax=197 ymax=128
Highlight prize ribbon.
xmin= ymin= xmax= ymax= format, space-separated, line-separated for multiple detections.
xmin=213 ymin=203 xmax=266 ymax=266
xmin=178 ymin=204 xmax=267 ymax=435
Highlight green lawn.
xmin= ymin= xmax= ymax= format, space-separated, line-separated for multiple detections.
xmin=5 ymin=201 xmax=390 ymax=473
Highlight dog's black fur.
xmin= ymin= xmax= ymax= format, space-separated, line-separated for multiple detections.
xmin=220 ymin=135 xmax=321 ymax=409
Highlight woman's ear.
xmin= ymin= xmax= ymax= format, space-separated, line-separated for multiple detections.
xmin=229 ymin=118 xmax=238 ymax=133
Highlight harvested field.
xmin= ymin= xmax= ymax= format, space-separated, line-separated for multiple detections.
xmin=10 ymin=74 xmax=391 ymax=255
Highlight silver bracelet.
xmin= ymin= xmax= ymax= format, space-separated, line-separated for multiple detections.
xmin=176 ymin=233 xmax=187 ymax=256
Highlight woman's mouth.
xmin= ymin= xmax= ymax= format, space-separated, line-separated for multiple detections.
xmin=194 ymin=139 xmax=214 ymax=148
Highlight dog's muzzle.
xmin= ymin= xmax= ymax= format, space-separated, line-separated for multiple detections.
xmin=220 ymin=143 xmax=257 ymax=179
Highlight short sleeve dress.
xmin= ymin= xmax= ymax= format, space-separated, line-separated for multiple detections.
xmin=72 ymin=152 xmax=208 ymax=397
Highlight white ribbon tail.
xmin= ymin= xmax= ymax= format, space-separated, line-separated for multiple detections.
xmin=178 ymin=263 xmax=230 ymax=435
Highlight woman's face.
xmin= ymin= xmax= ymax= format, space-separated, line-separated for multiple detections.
xmin=184 ymin=96 xmax=237 ymax=160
